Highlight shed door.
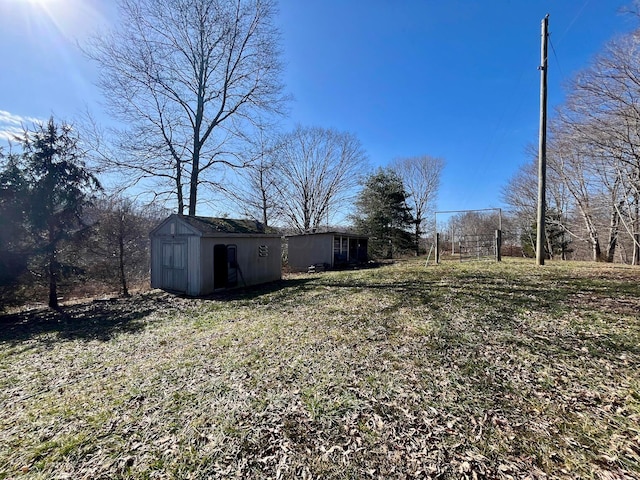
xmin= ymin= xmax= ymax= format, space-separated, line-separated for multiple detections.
xmin=213 ymin=244 xmax=228 ymax=289
xmin=162 ymin=242 xmax=187 ymax=292
xmin=213 ymin=244 xmax=238 ymax=289
xmin=227 ymin=245 xmax=238 ymax=287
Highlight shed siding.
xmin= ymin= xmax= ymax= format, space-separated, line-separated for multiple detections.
xmin=201 ymin=238 xmax=215 ymax=294
xmin=187 ymin=236 xmax=201 ymax=296
xmin=287 ymin=234 xmax=334 ymax=272
xmin=153 ymin=217 xmax=198 ymax=236
xmin=234 ymin=236 xmax=282 ymax=286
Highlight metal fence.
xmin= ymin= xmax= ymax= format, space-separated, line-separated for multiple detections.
xmin=435 ymin=230 xmax=502 ymax=263
xmin=458 ymin=233 xmax=497 ymax=262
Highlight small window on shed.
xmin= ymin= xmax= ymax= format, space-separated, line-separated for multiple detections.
xmin=170 ymin=222 xmax=176 ymax=235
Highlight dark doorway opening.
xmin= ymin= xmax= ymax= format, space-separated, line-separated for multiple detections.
xmin=214 ymin=244 xmax=239 ymax=289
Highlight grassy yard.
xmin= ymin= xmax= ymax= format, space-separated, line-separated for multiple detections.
xmin=1 ymin=258 xmax=639 ymax=479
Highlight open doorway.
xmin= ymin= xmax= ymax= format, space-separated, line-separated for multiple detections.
xmin=213 ymin=244 xmax=238 ymax=289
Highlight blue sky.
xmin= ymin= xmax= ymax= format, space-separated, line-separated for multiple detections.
xmin=0 ymin=0 xmax=637 ymax=215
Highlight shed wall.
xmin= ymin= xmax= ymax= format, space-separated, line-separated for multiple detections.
xmin=233 ymin=236 xmax=282 ymax=287
xmin=150 ymin=235 xmax=197 ymax=294
xmin=200 ymin=239 xmax=215 ymax=294
xmin=186 ymin=236 xmax=201 ymax=296
xmin=198 ymin=236 xmax=281 ymax=294
xmin=287 ymin=234 xmax=333 ymax=272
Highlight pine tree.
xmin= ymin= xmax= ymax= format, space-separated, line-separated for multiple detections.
xmin=352 ymin=169 xmax=414 ymax=258
xmin=19 ymin=118 xmax=101 ymax=308
xmin=0 ymin=151 xmax=30 ymax=305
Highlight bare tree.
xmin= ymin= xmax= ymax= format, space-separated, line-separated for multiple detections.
xmin=502 ymin=156 xmax=572 ymax=260
xmin=557 ymin=30 xmax=640 ymax=263
xmin=391 ymin=155 xmax=444 ymax=255
xmin=274 ymin=126 xmax=368 ymax=233
xmin=546 ymin=130 xmax=606 ymax=261
xmin=227 ymin=124 xmax=282 ymax=229
xmin=86 ymin=196 xmax=163 ymax=297
xmin=86 ymin=0 xmax=286 ymax=215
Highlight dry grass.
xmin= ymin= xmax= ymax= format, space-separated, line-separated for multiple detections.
xmin=1 ymin=258 xmax=639 ymax=479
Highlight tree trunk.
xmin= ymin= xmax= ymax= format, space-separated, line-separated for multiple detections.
xmin=189 ymin=154 xmax=199 ymax=216
xmin=634 ymin=193 xmax=640 ymax=266
xmin=593 ymin=238 xmax=602 ymax=262
xmin=118 ymin=216 xmax=130 ymax=297
xmin=48 ymin=223 xmax=59 ymax=309
xmin=606 ymin=204 xmax=621 ymax=263
xmin=176 ymin=158 xmax=184 ymax=215
xmin=414 ymin=221 xmax=421 ymax=256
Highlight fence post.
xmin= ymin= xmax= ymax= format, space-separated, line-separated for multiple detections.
xmin=436 ymin=233 xmax=440 ymax=264
xmin=495 ymin=229 xmax=502 ymax=262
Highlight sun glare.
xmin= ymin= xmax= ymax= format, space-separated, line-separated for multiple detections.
xmin=5 ymin=0 xmax=107 ymax=43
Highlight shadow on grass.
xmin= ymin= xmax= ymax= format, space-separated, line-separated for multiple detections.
xmin=0 ymin=278 xmax=318 ymax=346
xmin=0 ymin=296 xmax=165 ymax=344
xmin=195 ymin=276 xmax=319 ymax=303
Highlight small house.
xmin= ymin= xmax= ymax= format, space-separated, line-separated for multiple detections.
xmin=286 ymin=232 xmax=368 ymax=272
xmin=150 ymin=214 xmax=281 ymax=296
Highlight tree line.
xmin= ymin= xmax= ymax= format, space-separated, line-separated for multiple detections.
xmin=503 ymin=23 xmax=640 ymax=264
xmin=0 ymin=119 xmax=164 ymax=310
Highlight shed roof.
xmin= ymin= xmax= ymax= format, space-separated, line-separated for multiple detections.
xmin=151 ymin=214 xmax=279 ymax=237
xmin=286 ymin=231 xmax=368 ymax=239
xmin=182 ymin=215 xmax=271 ymax=234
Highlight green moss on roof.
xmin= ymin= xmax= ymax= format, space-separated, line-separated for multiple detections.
xmin=181 ymin=216 xmax=278 ymax=234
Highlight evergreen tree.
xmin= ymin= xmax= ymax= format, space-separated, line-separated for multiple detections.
xmin=352 ymin=169 xmax=413 ymax=258
xmin=0 ymin=151 xmax=30 ymax=305
xmin=19 ymin=118 xmax=102 ymax=308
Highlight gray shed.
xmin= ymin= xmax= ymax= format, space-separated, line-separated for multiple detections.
xmin=286 ymin=232 xmax=368 ymax=272
xmin=150 ymin=214 xmax=281 ymax=296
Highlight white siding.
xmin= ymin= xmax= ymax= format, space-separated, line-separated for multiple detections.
xmin=200 ymin=238 xmax=215 ymax=294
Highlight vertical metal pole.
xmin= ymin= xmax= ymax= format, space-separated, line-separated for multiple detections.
xmin=451 ymin=224 xmax=455 ymax=255
xmin=436 ymin=233 xmax=440 ymax=264
xmin=536 ymin=14 xmax=549 ymax=266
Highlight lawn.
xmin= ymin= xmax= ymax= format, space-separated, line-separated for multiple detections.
xmin=1 ymin=258 xmax=639 ymax=479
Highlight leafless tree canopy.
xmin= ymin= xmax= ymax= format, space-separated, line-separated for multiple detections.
xmin=503 ymin=27 xmax=640 ymax=264
xmin=391 ymin=155 xmax=444 ymax=255
xmin=274 ymin=126 xmax=368 ymax=233
xmin=227 ymin=125 xmax=282 ymax=228
xmin=87 ymin=0 xmax=286 ymax=215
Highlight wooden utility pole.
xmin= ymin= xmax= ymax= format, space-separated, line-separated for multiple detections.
xmin=536 ymin=14 xmax=549 ymax=266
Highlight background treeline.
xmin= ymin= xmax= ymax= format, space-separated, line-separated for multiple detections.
xmin=0 ymin=119 xmax=166 ymax=311
xmin=503 ymin=26 xmax=640 ymax=264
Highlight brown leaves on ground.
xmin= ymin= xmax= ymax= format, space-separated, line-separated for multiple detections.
xmin=0 ymin=258 xmax=639 ymax=479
